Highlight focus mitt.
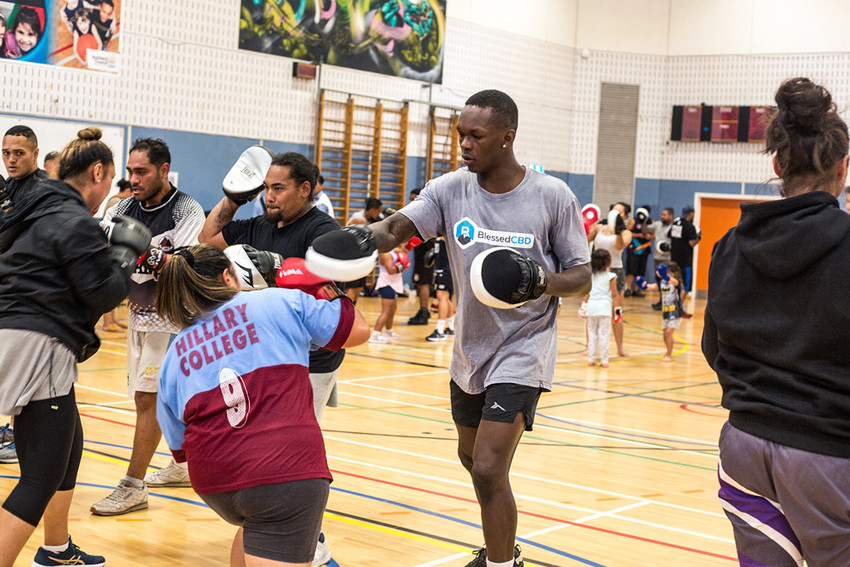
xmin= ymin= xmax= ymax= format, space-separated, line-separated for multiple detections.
xmin=581 ymin=204 xmax=601 ymax=234
xmin=223 ymin=146 xmax=274 ymax=206
xmin=305 ymin=225 xmax=378 ymax=282
xmin=470 ymin=247 xmax=547 ymax=309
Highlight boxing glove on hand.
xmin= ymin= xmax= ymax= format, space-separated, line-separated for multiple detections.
xmin=305 ymin=225 xmax=378 ymax=282
xmin=405 ymin=236 xmax=423 ymax=250
xmin=423 ymin=248 xmax=436 ymax=268
xmin=241 ymin=245 xmax=283 ymax=285
xmin=614 ymin=307 xmax=623 ymax=324
xmin=634 ymin=276 xmax=648 ymax=290
xmin=224 ymin=245 xmax=269 ymax=290
xmin=582 ymin=203 xmax=601 ymax=234
xmin=137 ymin=245 xmax=165 ymax=272
xmin=276 ymin=257 xmax=346 ymax=301
xmin=395 ymin=250 xmax=410 ymax=271
xmin=656 ymin=240 xmax=670 ymax=254
xmin=470 ymin=247 xmax=548 ymax=309
xmin=222 ymin=145 xmax=274 ymax=206
xmin=656 ymin=264 xmax=669 ymax=282
xmin=107 ymin=215 xmax=152 ymax=273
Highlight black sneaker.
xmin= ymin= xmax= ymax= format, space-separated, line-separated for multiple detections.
xmin=426 ymin=329 xmax=447 ymax=342
xmin=407 ymin=308 xmax=431 ymax=325
xmin=465 ymin=544 xmax=523 ymax=567
xmin=32 ymin=537 xmax=105 ymax=567
xmin=651 ymin=301 xmax=662 ymax=311
xmin=444 ymin=328 xmax=455 ymax=336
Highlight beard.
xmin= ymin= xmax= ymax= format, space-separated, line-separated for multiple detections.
xmin=263 ymin=209 xmax=282 ymax=225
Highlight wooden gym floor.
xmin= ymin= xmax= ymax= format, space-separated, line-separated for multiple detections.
xmin=0 ymin=292 xmax=735 ymax=566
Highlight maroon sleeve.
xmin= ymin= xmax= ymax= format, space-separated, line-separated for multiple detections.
xmin=322 ymin=299 xmax=355 ymax=352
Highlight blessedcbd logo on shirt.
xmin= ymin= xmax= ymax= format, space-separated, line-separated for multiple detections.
xmin=453 ymin=217 xmax=535 ymax=250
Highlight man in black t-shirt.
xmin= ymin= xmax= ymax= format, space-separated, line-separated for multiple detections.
xmin=200 ymin=151 xmax=343 ymax=415
xmin=669 ymin=204 xmax=701 ymax=315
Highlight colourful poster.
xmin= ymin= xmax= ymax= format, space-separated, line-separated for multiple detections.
xmin=0 ymin=0 xmax=120 ymax=72
xmin=239 ymin=0 xmax=446 ymax=83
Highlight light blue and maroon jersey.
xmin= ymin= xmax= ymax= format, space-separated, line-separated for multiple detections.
xmin=157 ymin=288 xmax=354 ymax=494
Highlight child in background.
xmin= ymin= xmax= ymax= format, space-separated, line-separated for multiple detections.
xmin=635 ymin=262 xmax=684 ymax=362
xmin=584 ymin=249 xmax=621 ymax=367
xmin=369 ymin=245 xmax=409 ymax=343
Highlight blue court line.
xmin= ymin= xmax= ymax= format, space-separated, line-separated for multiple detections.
xmin=330 ymin=486 xmax=608 ymax=567
xmin=536 ymin=413 xmax=717 ymax=448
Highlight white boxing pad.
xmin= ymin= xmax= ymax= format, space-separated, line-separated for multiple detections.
xmin=222 ymin=146 xmax=274 ymax=200
xmin=224 ymin=245 xmax=268 ymax=290
xmin=469 ymin=247 xmax=527 ymax=309
xmin=305 ymin=246 xmax=377 ymax=283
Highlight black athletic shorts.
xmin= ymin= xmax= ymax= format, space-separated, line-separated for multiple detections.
xmin=434 ymin=268 xmax=453 ymax=294
xmin=450 ymin=380 xmax=543 ymax=431
xmin=199 ymin=478 xmax=330 ymax=563
xmin=413 ymin=241 xmax=435 ymax=285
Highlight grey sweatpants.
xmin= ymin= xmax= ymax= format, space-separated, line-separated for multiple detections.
xmin=718 ymin=421 xmax=850 ymax=567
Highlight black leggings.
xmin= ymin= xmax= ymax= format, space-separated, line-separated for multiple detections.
xmin=2 ymin=387 xmax=84 ymax=526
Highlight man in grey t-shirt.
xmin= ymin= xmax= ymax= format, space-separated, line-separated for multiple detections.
xmin=311 ymin=90 xmax=591 ymax=566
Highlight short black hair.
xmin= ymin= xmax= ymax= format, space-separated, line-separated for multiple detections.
xmin=270 ymin=152 xmax=317 ymax=191
xmin=4 ymin=125 xmax=37 ymax=147
xmin=117 ymin=178 xmax=132 ymax=191
xmin=365 ymin=197 xmax=383 ymax=210
xmin=44 ymin=151 xmax=59 ymax=162
xmin=317 ymin=174 xmax=324 ymax=185
xmin=409 ymin=187 xmax=422 ymax=196
xmin=465 ymin=89 xmax=518 ymax=131
xmin=130 ymin=138 xmax=171 ymax=167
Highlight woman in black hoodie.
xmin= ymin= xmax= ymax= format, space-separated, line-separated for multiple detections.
xmin=704 ymin=78 xmax=850 ymax=567
xmin=0 ymin=128 xmax=150 ymax=567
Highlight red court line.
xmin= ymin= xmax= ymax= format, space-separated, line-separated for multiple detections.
xmin=331 ymin=469 xmax=737 ymax=562
xmin=79 ymin=412 xmax=134 ymax=428
xmin=680 ymin=404 xmax=726 ymax=418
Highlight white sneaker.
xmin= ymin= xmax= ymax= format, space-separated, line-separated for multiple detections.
xmin=90 ymin=479 xmax=148 ymax=516
xmin=369 ymin=331 xmax=390 ymax=344
xmin=144 ymin=459 xmax=191 ymax=487
xmin=312 ymin=532 xmax=331 ymax=567
xmin=382 ymin=329 xmax=401 ymax=339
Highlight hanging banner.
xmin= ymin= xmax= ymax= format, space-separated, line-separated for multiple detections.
xmin=0 ymin=0 xmax=120 ymax=72
xmin=239 ymin=0 xmax=446 ymax=83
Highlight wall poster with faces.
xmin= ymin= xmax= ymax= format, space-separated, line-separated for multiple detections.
xmin=0 ymin=0 xmax=120 ymax=72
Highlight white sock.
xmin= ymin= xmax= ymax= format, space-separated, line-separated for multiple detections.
xmin=371 ymin=330 xmax=381 ymax=339
xmin=447 ymin=316 xmax=455 ymax=330
xmin=382 ymin=328 xmax=393 ymax=336
xmin=122 ymin=475 xmax=144 ymax=488
xmin=42 ymin=538 xmax=70 ymax=553
xmin=487 ymin=559 xmax=514 ymax=567
xmin=173 ymin=460 xmax=188 ymax=470
xmin=436 ymin=319 xmax=446 ymax=333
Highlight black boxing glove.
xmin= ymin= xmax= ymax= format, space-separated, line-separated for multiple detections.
xmin=107 ymin=215 xmax=152 ymax=274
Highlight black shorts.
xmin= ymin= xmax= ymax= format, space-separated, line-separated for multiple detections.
xmin=626 ymin=250 xmax=650 ymax=277
xmin=434 ymin=268 xmax=453 ymax=294
xmin=199 ymin=478 xmax=330 ymax=563
xmin=412 ymin=243 xmax=435 ymax=285
xmin=450 ymin=380 xmax=543 ymax=431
